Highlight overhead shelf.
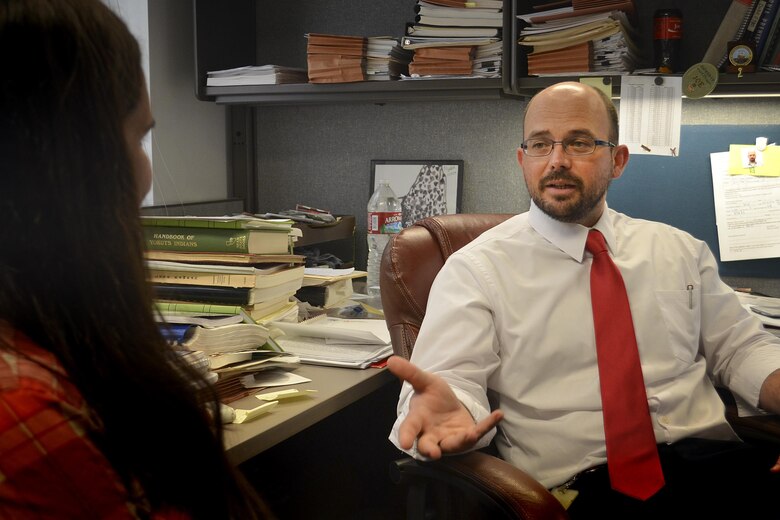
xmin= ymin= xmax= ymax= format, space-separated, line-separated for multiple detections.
xmin=205 ymin=77 xmax=506 ymax=105
xmin=505 ymin=72 xmax=780 ymax=99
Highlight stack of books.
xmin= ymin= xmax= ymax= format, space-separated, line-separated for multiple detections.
xmin=143 ymin=215 xmax=305 ymax=325
xmin=401 ymin=0 xmax=503 ymax=78
xmin=143 ymin=214 xmax=309 ymax=402
xmin=517 ymin=1 xmax=640 ymax=76
xmin=305 ymin=33 xmax=367 ymax=83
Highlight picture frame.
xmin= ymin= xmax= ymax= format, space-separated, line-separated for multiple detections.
xmin=370 ymin=160 xmax=464 ymax=229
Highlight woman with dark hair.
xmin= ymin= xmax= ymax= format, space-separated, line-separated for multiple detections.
xmin=0 ymin=0 xmax=272 ymax=518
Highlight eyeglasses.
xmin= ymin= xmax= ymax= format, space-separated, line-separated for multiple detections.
xmin=520 ymin=137 xmax=616 ymax=157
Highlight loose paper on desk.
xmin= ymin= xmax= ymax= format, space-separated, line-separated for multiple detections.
xmin=240 ymin=368 xmax=311 ymax=389
xmin=710 ymin=151 xmax=780 ymax=261
xmin=618 ymin=75 xmax=682 ymax=157
xmin=270 ymin=317 xmax=391 ymax=345
xmin=273 ymin=337 xmax=392 ymax=369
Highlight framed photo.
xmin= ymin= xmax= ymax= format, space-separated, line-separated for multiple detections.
xmin=370 ymin=160 xmax=464 ymax=229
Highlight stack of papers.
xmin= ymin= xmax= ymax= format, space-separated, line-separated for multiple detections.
xmin=206 ymin=65 xmax=308 ymax=87
xmin=269 ymin=317 xmax=392 ymax=369
xmin=736 ymin=292 xmax=780 ymax=335
xmin=518 ymin=10 xmax=640 ymax=76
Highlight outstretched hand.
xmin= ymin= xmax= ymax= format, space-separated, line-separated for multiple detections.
xmin=387 ymin=355 xmax=504 ymax=459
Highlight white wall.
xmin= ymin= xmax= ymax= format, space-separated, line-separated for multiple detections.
xmin=147 ymin=0 xmax=229 ymax=206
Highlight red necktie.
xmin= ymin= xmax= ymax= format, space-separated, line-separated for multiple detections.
xmin=586 ymin=229 xmax=664 ymax=501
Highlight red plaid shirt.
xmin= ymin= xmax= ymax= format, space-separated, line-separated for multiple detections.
xmin=0 ymin=329 xmax=189 ymax=519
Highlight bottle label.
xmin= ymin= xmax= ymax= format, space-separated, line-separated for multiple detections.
xmin=368 ymin=211 xmax=402 ymax=234
xmin=654 ymin=17 xmax=682 ymax=40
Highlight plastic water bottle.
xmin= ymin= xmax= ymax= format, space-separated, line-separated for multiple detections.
xmin=366 ymin=180 xmax=402 ymax=308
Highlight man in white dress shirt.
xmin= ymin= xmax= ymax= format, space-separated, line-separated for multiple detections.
xmin=387 ymin=81 xmax=780 ymax=517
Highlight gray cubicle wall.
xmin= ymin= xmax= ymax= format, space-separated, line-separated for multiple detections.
xmin=253 ymin=97 xmax=530 ymax=271
xmin=254 ymin=100 xmax=780 ymax=277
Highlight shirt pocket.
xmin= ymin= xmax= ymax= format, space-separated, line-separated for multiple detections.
xmin=654 ymin=288 xmax=701 ymax=364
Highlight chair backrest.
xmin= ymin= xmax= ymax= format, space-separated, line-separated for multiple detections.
xmin=380 ymin=213 xmax=514 ymax=360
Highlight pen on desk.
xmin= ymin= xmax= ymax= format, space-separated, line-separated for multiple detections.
xmin=641 ymin=144 xmax=651 ymax=152
xmin=687 ymin=284 xmax=693 ymax=309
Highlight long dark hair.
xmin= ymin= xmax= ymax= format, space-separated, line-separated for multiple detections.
xmin=0 ymin=1 xmax=270 ymax=518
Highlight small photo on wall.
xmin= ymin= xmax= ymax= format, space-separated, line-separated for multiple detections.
xmin=370 ymin=160 xmax=463 ymax=228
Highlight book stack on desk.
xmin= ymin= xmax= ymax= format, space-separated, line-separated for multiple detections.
xmin=142 ymin=215 xmax=304 ymax=321
xmin=142 ymin=215 xmax=306 ymax=325
xmin=401 ymin=0 xmax=502 ymax=79
xmin=143 ymin=215 xmax=308 ymax=402
xmin=161 ymin=317 xmax=300 ymax=403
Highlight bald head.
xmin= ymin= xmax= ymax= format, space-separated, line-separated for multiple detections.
xmin=523 ymin=82 xmax=619 ymax=144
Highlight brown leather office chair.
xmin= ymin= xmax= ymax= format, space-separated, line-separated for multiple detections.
xmin=380 ymin=213 xmax=780 ymax=520
xmin=380 ymin=213 xmax=569 ymax=520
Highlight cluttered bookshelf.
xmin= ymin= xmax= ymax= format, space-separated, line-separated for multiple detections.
xmin=194 ymin=0 xmax=507 ymax=104
xmin=194 ymin=0 xmax=779 ymax=105
xmin=506 ymin=0 xmax=780 ymax=97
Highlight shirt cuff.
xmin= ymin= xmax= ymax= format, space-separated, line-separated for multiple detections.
xmin=387 ymin=386 xmax=497 ymax=459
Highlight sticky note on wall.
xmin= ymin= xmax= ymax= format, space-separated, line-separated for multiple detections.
xmin=728 ymin=144 xmax=780 ymax=176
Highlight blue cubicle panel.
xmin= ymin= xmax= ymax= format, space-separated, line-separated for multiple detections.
xmin=608 ymin=125 xmax=780 ymax=279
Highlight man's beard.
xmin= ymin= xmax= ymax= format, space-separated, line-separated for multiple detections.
xmin=531 ymin=169 xmax=611 ymax=223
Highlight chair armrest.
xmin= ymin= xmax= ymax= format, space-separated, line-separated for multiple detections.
xmin=718 ymin=387 xmax=780 ymax=446
xmin=390 ymin=451 xmax=569 ymax=520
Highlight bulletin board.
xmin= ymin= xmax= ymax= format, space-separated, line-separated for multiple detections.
xmin=608 ymin=125 xmax=780 ymax=278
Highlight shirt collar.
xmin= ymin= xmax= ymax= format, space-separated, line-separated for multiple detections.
xmin=528 ymin=201 xmax=616 ymax=262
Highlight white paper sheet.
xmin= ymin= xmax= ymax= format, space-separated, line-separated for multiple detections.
xmin=618 ymin=75 xmax=682 ymax=157
xmin=710 ymin=151 xmax=780 ymax=261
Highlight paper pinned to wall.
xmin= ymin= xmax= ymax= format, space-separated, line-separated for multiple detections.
xmin=618 ymin=75 xmax=682 ymax=157
xmin=710 ymin=151 xmax=780 ymax=261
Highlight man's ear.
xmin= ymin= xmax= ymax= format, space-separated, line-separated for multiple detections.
xmin=517 ymin=147 xmax=524 ymax=169
xmin=611 ymin=144 xmax=630 ymax=180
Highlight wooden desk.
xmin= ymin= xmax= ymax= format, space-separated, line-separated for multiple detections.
xmin=223 ymin=363 xmax=396 ymax=465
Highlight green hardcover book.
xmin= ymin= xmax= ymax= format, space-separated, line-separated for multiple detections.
xmin=141 ymin=215 xmax=294 ymax=231
xmin=155 ymin=301 xmax=245 ymax=315
xmin=155 ymin=296 xmax=296 ymax=321
xmin=143 ymin=226 xmax=294 ymax=254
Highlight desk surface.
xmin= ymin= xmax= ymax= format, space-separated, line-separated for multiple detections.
xmin=223 ymin=363 xmax=396 ymax=465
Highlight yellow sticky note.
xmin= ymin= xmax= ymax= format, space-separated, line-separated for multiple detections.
xmin=728 ymin=144 xmax=780 ymax=176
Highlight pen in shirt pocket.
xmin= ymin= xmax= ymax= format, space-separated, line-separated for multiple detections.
xmin=687 ymin=284 xmax=693 ymax=309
